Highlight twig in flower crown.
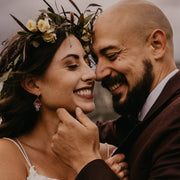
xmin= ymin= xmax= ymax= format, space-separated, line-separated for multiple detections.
xmin=69 ymin=0 xmax=81 ymax=15
xmin=42 ymin=0 xmax=55 ymax=13
xmin=10 ymin=14 xmax=31 ymax=33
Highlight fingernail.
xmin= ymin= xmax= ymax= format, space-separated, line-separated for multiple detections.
xmin=76 ymin=107 xmax=82 ymax=115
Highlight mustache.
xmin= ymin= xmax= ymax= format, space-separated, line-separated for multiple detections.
xmin=101 ymin=73 xmax=128 ymax=90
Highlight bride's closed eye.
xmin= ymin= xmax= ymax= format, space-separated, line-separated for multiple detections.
xmin=67 ymin=64 xmax=79 ymax=70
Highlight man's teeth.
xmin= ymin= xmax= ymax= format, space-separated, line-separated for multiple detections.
xmin=109 ymin=83 xmax=120 ymax=91
xmin=75 ymin=89 xmax=92 ymax=95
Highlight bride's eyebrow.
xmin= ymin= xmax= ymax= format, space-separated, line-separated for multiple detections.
xmin=61 ymin=54 xmax=79 ymax=61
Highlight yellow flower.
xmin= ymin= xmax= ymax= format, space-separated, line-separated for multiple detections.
xmin=38 ymin=18 xmax=50 ymax=32
xmin=26 ymin=19 xmax=38 ymax=32
xmin=81 ymin=32 xmax=91 ymax=42
xmin=84 ymin=45 xmax=90 ymax=53
xmin=42 ymin=29 xmax=57 ymax=43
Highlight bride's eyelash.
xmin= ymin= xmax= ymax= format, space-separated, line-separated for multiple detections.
xmin=67 ymin=64 xmax=79 ymax=69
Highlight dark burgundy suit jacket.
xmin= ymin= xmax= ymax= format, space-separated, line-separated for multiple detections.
xmin=76 ymin=71 xmax=180 ymax=180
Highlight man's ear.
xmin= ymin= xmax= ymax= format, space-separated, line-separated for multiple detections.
xmin=21 ymin=75 xmax=40 ymax=96
xmin=149 ymin=29 xmax=166 ymax=60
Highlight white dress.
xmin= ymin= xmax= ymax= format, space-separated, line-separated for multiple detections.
xmin=3 ymin=138 xmax=59 ymax=180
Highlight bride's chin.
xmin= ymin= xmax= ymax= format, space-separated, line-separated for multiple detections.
xmin=80 ymin=105 xmax=95 ymax=114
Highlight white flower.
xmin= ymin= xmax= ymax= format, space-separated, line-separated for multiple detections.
xmin=38 ymin=18 xmax=50 ymax=32
xmin=42 ymin=29 xmax=57 ymax=43
xmin=26 ymin=19 xmax=38 ymax=32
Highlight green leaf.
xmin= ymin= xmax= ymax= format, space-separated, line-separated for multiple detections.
xmin=47 ymin=13 xmax=62 ymax=24
xmin=0 ymin=69 xmax=12 ymax=82
xmin=14 ymin=54 xmax=21 ymax=66
xmin=17 ymin=31 xmax=30 ymax=36
xmin=84 ymin=14 xmax=94 ymax=25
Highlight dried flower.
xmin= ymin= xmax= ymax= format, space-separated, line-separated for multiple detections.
xmin=42 ymin=29 xmax=57 ymax=43
xmin=26 ymin=19 xmax=38 ymax=32
xmin=38 ymin=18 xmax=50 ymax=32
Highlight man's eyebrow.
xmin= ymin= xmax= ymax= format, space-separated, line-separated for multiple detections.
xmin=100 ymin=46 xmax=119 ymax=55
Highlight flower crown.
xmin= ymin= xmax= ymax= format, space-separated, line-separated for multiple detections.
xmin=0 ymin=0 xmax=102 ymax=83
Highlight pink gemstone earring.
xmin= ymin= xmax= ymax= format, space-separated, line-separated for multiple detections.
xmin=33 ymin=96 xmax=41 ymax=111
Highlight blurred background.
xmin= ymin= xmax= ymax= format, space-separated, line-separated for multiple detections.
xmin=0 ymin=0 xmax=180 ymax=122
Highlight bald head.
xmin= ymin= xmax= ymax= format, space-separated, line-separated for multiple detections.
xmin=94 ymin=0 xmax=173 ymax=45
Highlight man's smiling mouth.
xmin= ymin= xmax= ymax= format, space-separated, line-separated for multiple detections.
xmin=109 ymin=83 xmax=121 ymax=92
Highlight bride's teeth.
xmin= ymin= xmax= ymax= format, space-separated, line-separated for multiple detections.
xmin=76 ymin=89 xmax=91 ymax=95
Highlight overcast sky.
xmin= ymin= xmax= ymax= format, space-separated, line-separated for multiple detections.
xmin=0 ymin=0 xmax=180 ymax=62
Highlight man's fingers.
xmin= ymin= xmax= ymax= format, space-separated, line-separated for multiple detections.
xmin=56 ymin=108 xmax=82 ymax=127
xmin=56 ymin=108 xmax=72 ymax=123
xmin=106 ymin=153 xmax=126 ymax=165
xmin=75 ymin=107 xmax=95 ymax=127
xmin=119 ymin=169 xmax=129 ymax=179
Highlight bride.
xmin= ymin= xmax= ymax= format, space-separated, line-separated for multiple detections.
xmin=0 ymin=1 xmax=128 ymax=179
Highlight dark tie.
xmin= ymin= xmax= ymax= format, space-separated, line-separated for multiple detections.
xmin=113 ymin=116 xmax=142 ymax=155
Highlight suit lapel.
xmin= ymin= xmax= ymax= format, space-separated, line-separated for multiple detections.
xmin=143 ymin=71 xmax=180 ymax=122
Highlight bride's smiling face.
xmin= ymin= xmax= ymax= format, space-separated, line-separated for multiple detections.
xmin=36 ymin=35 xmax=96 ymax=114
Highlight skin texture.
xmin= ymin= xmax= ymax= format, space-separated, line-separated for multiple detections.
xmin=50 ymin=0 xmax=178 ymax=179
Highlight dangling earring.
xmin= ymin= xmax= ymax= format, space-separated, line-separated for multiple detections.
xmin=33 ymin=96 xmax=41 ymax=111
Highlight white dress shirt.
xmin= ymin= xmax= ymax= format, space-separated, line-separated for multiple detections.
xmin=138 ymin=69 xmax=179 ymax=121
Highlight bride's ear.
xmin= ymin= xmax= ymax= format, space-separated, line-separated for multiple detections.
xmin=21 ymin=75 xmax=40 ymax=96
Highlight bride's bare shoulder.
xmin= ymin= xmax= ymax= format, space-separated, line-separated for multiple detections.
xmin=0 ymin=138 xmax=28 ymax=179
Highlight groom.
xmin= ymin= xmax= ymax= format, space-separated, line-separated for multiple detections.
xmin=51 ymin=0 xmax=180 ymax=179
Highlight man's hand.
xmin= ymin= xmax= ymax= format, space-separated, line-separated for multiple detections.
xmin=51 ymin=107 xmax=101 ymax=173
xmin=106 ymin=154 xmax=129 ymax=180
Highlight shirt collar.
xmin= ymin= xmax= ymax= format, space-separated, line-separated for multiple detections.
xmin=138 ymin=69 xmax=179 ymax=121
